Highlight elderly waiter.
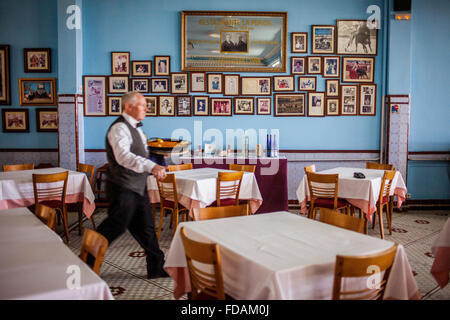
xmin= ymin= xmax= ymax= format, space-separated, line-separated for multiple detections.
xmin=95 ymin=91 xmax=168 ymax=279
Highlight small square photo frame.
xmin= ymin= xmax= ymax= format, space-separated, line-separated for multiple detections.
xmin=307 ymin=92 xmax=325 ymax=117
xmin=36 ymin=108 xmax=58 ymax=132
xmin=108 ymin=96 xmax=122 ymax=116
xmin=158 ymin=95 xmax=175 ymax=116
xmin=108 ymin=76 xmax=129 ymax=94
xmin=224 ymin=74 xmax=240 ymax=96
xmin=131 ymin=78 xmax=149 ymax=93
xmin=207 ymin=73 xmax=223 ymax=94
xmin=326 ymin=79 xmax=340 ymax=97
xmin=144 ymin=96 xmax=157 ymax=116
xmin=273 ymin=76 xmax=295 ymax=92
xmin=190 ymin=72 xmax=206 ymax=92
xmin=24 ymin=48 xmax=51 ymax=73
xmin=359 ymin=84 xmax=377 ymax=116
xmin=154 ymin=56 xmax=170 ymax=76
xmin=326 ymin=98 xmax=340 ymax=116
xmin=2 ymin=108 xmax=29 ymax=133
xmin=171 ymin=73 xmax=189 ymax=94
xmin=341 ymin=84 xmax=359 ymax=116
xmin=177 ymin=96 xmax=192 ymax=116
xmin=211 ymin=98 xmax=232 ymax=116
xmin=234 ymin=97 xmax=254 ymax=115
xmin=257 ymin=97 xmax=271 ymax=115
xmin=307 ymin=56 xmax=322 ymax=74
xmin=298 ymin=77 xmax=316 ymax=91
xmin=291 ymin=32 xmax=307 ymax=53
xmin=151 ymin=78 xmax=169 ymax=93
xmin=323 ymin=56 xmax=340 ymax=78
xmin=274 ymin=93 xmax=306 ymax=117
xmin=311 ymin=25 xmax=335 ymax=54
xmin=193 ymin=96 xmax=209 ymax=116
xmin=291 ymin=57 xmax=306 ymax=75
xmin=111 ymin=52 xmax=130 ymax=75
xmin=131 ymin=61 xmax=152 ymax=77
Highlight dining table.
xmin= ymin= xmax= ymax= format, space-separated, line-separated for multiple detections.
xmin=430 ymin=217 xmax=450 ymax=288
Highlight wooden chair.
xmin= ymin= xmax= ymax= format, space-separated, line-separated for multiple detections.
xmin=92 ymin=164 xmax=109 ymax=207
xmin=3 ymin=163 xmax=34 ymax=171
xmin=35 ymin=163 xmax=54 ymax=169
xmin=372 ymin=170 xmax=397 ymax=239
xmin=303 ymin=165 xmax=316 ymax=216
xmin=305 ymin=171 xmax=352 ymax=220
xmin=79 ymin=228 xmax=109 ymax=275
xmin=35 ymin=204 xmax=56 ymax=230
xmin=332 ymin=244 xmax=398 ymax=300
xmin=366 ymin=162 xmax=394 ymax=170
xmin=229 ymin=164 xmax=256 ymax=173
xmin=156 ymin=173 xmax=189 ymax=239
xmin=318 ymin=208 xmax=364 ymax=233
xmin=167 ymin=163 xmax=193 ymax=172
xmin=192 ymin=204 xmax=248 ymax=221
xmin=214 ymin=171 xmax=244 ymax=207
xmin=32 ymin=171 xmax=70 ymax=243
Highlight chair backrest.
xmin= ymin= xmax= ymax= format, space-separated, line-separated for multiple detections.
xmin=168 ymin=163 xmax=193 ymax=172
xmin=319 ymin=208 xmax=364 ymax=233
xmin=35 ymin=204 xmax=56 ymax=230
xmin=366 ymin=162 xmax=394 ymax=170
xmin=378 ymin=170 xmax=397 ymax=204
xmin=3 ymin=163 xmax=34 ymax=171
xmin=304 ymin=164 xmax=316 ymax=173
xmin=79 ymin=228 xmax=109 ymax=275
xmin=92 ymin=163 xmax=109 ymax=202
xmin=332 ymin=244 xmax=398 ymax=300
xmin=216 ymin=171 xmax=243 ymax=206
xmin=77 ymin=163 xmax=95 ymax=186
xmin=306 ymin=171 xmax=339 ymax=208
xmin=180 ymin=227 xmax=225 ymax=300
xmin=32 ymin=171 xmax=69 ymax=206
xmin=156 ymin=173 xmax=180 ymax=208
xmin=193 ymin=204 xmax=248 ymax=221
xmin=229 ymin=164 xmax=256 ymax=173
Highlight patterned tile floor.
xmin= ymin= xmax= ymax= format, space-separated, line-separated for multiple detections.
xmin=60 ymin=207 xmax=450 ymax=300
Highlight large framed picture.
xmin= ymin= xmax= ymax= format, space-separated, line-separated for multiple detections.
xmin=108 ymin=76 xmax=129 ymax=94
xmin=151 ymin=78 xmax=169 ymax=93
xmin=177 ymin=96 xmax=192 ymax=116
xmin=131 ymin=78 xmax=149 ymax=93
xmin=154 ymin=56 xmax=170 ymax=76
xmin=36 ymin=108 xmax=58 ymax=132
xmin=307 ymin=92 xmax=325 ymax=117
xmin=326 ymin=79 xmax=340 ymax=97
xmin=307 ymin=56 xmax=322 ymax=75
xmin=257 ymin=97 xmax=271 ymax=115
xmin=111 ymin=52 xmax=130 ymax=75
xmin=322 ymin=56 xmax=340 ymax=78
xmin=337 ymin=20 xmax=378 ymax=55
xmin=83 ymin=76 xmax=107 ymax=116
xmin=144 ymin=96 xmax=157 ymax=117
xmin=24 ymin=48 xmax=51 ymax=73
xmin=298 ymin=76 xmax=316 ymax=91
xmin=274 ymin=93 xmax=305 ymax=117
xmin=359 ymin=84 xmax=377 ymax=116
xmin=341 ymin=84 xmax=359 ymax=116
xmin=171 ymin=73 xmax=189 ymax=94
xmin=342 ymin=57 xmax=375 ymax=83
xmin=211 ymin=98 xmax=232 ymax=116
xmin=19 ymin=78 xmax=56 ymax=106
xmin=234 ymin=97 xmax=254 ymax=115
xmin=108 ymin=96 xmax=122 ymax=116
xmin=207 ymin=73 xmax=223 ymax=94
xmin=0 ymin=45 xmax=11 ymax=105
xmin=224 ymin=74 xmax=240 ymax=96
xmin=291 ymin=57 xmax=305 ymax=75
xmin=2 ymin=108 xmax=29 ymax=133
xmin=190 ymin=72 xmax=206 ymax=92
xmin=311 ymin=25 xmax=335 ymax=54
xmin=181 ymin=11 xmax=287 ymax=72
xmin=193 ymin=96 xmax=209 ymax=116
xmin=241 ymin=77 xmax=271 ymax=96
xmin=326 ymin=98 xmax=340 ymax=116
xmin=158 ymin=95 xmax=175 ymax=116
xmin=291 ymin=32 xmax=307 ymax=53
xmin=273 ymin=76 xmax=295 ymax=92
xmin=131 ymin=60 xmax=152 ymax=77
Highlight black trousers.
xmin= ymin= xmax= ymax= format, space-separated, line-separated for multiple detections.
xmin=96 ymin=181 xmax=165 ymax=274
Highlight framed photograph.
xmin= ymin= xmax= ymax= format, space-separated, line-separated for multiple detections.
xmin=234 ymin=97 xmax=254 ymax=115
xmin=181 ymin=11 xmax=287 ymax=72
xmin=291 ymin=57 xmax=305 ymax=75
xmin=326 ymin=79 xmax=340 ymax=97
xmin=211 ymin=98 xmax=232 ymax=116
xmin=151 ymin=78 xmax=169 ymax=93
xmin=2 ymin=108 xmax=29 ymax=133
xmin=342 ymin=57 xmax=375 ymax=83
xmin=0 ymin=45 xmax=11 ymax=105
xmin=307 ymin=92 xmax=325 ymax=117
xmin=241 ymin=77 xmax=271 ymax=96
xmin=291 ymin=32 xmax=307 ymax=53
xmin=311 ymin=25 xmax=335 ymax=54
xmin=190 ymin=72 xmax=206 ymax=92
xmin=298 ymin=76 xmax=316 ymax=91
xmin=171 ymin=73 xmax=189 ymax=94
xmin=144 ymin=96 xmax=157 ymax=116
xmin=337 ymin=20 xmax=378 ymax=55
xmin=24 ymin=48 xmax=51 ymax=73
xmin=323 ymin=56 xmax=340 ymax=78
xmin=193 ymin=96 xmax=209 ymax=116
xmin=158 ymin=95 xmax=175 ymax=116
xmin=307 ymin=56 xmax=322 ymax=75
xmin=224 ymin=74 xmax=240 ymax=96
xmin=131 ymin=78 xmax=149 ymax=93
xmin=326 ymin=98 xmax=340 ymax=116
xmin=359 ymin=84 xmax=377 ymax=116
xmin=177 ymin=96 xmax=192 ymax=116
xmin=154 ymin=56 xmax=170 ymax=76
xmin=19 ymin=78 xmax=56 ymax=106
xmin=83 ymin=76 xmax=107 ymax=116
xmin=36 ymin=108 xmax=58 ymax=132
xmin=131 ymin=60 xmax=152 ymax=77
xmin=257 ymin=97 xmax=271 ymax=115
xmin=207 ymin=73 xmax=223 ymax=94
xmin=111 ymin=52 xmax=130 ymax=75
xmin=108 ymin=96 xmax=122 ymax=116
xmin=274 ymin=93 xmax=306 ymax=117
xmin=108 ymin=76 xmax=129 ymax=94
xmin=340 ymin=84 xmax=359 ymax=116
xmin=273 ymin=76 xmax=295 ymax=92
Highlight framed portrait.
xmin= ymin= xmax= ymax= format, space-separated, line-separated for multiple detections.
xmin=111 ymin=52 xmax=130 ymax=75
xmin=131 ymin=60 xmax=152 ymax=77
xmin=144 ymin=96 xmax=157 ymax=116
xmin=211 ymin=98 xmax=232 ymax=116
xmin=2 ymin=108 xmax=29 ymax=133
xmin=0 ymin=45 xmax=11 ymax=105
xmin=326 ymin=79 xmax=340 ymax=97
xmin=108 ymin=96 xmax=122 ymax=116
xmin=340 ymin=84 xmax=359 ymax=116
xmin=307 ymin=92 xmax=325 ymax=117
xmin=19 ymin=78 xmax=56 ymax=106
xmin=108 ymin=76 xmax=129 ymax=94
xmin=83 ymin=76 xmax=107 ymax=116
xmin=190 ymin=72 xmax=206 ymax=92
xmin=273 ymin=76 xmax=295 ymax=92
xmin=359 ymin=84 xmax=377 ymax=116
xmin=234 ymin=97 xmax=254 ymax=115
xmin=337 ymin=20 xmax=378 ymax=55
xmin=36 ymin=108 xmax=58 ymax=132
xmin=326 ymin=98 xmax=340 ymax=116
xmin=298 ymin=76 xmax=316 ymax=91
xmin=342 ymin=57 xmax=375 ymax=83
xmin=274 ymin=93 xmax=305 ymax=117
xmin=307 ymin=56 xmax=322 ymax=75
xmin=131 ymin=78 xmax=149 ymax=93
xmin=291 ymin=57 xmax=305 ymax=75
xmin=171 ymin=73 xmax=189 ymax=94
xmin=181 ymin=11 xmax=287 ymax=72
xmin=257 ymin=97 xmax=271 ymax=115
xmin=207 ymin=73 xmax=223 ymax=94
xmin=158 ymin=95 xmax=175 ymax=116
xmin=177 ymin=96 xmax=192 ymax=116
xmin=151 ymin=78 xmax=169 ymax=93
xmin=311 ymin=25 xmax=335 ymax=54
xmin=323 ymin=56 xmax=340 ymax=78
xmin=224 ymin=74 xmax=240 ymax=96
xmin=193 ymin=96 xmax=209 ymax=116
xmin=241 ymin=77 xmax=271 ymax=96
xmin=154 ymin=56 xmax=170 ymax=76
xmin=291 ymin=32 xmax=307 ymax=53
xmin=24 ymin=48 xmax=51 ymax=73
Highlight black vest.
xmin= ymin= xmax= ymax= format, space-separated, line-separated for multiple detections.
xmin=105 ymin=116 xmax=149 ymax=196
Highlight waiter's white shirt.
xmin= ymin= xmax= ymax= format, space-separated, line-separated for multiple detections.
xmin=107 ymin=112 xmax=156 ymax=173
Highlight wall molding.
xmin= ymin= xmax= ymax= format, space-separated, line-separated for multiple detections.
xmin=0 ymin=148 xmax=58 ymax=152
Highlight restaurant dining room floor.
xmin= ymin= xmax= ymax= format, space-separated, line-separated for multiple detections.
xmin=60 ymin=207 xmax=450 ymax=300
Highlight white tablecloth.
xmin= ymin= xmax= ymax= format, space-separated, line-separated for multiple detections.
xmin=164 ymin=211 xmax=419 ymax=300
xmin=431 ymin=217 xmax=450 ymax=288
xmin=0 ymin=207 xmax=113 ymax=300
xmin=0 ymin=167 xmax=96 ymax=218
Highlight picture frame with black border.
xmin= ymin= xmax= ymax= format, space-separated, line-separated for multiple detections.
xmin=108 ymin=76 xmax=129 ymax=94
xmin=171 ymin=72 xmax=189 ymax=94
xmin=0 ymin=45 xmax=11 ymax=105
xmin=24 ymin=48 xmax=51 ymax=73
xmin=210 ymin=97 xmax=232 ymax=116
xmin=2 ymin=108 xmax=29 ymax=133
xmin=154 ymin=56 xmax=171 ymax=76
xmin=291 ymin=57 xmax=306 ymax=75
xmin=131 ymin=60 xmax=152 ymax=77
xmin=19 ymin=77 xmax=57 ymax=106
xmin=144 ymin=95 xmax=157 ymax=117
xmin=274 ymin=93 xmax=306 ymax=117
xmin=326 ymin=79 xmax=340 ymax=97
xmin=35 ymin=108 xmax=58 ymax=132
xmin=108 ymin=96 xmax=122 ymax=116
xmin=151 ymin=78 xmax=169 ymax=93
xmin=111 ymin=51 xmax=130 ymax=75
xmin=131 ymin=78 xmax=149 ymax=93
xmin=291 ymin=32 xmax=308 ymax=53
xmin=307 ymin=56 xmax=322 ymax=75
xmin=326 ymin=97 xmax=340 ymax=116
xmin=193 ymin=96 xmax=209 ymax=116
xmin=176 ymin=95 xmax=192 ymax=116
xmin=158 ymin=95 xmax=175 ymax=116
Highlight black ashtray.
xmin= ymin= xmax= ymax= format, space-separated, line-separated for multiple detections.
xmin=353 ymin=172 xmax=366 ymax=179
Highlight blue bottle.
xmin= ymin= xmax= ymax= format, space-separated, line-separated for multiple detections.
xmin=266 ymin=134 xmax=271 ymax=157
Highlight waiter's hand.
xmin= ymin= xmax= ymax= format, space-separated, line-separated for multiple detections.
xmin=152 ymin=164 xmax=167 ymax=180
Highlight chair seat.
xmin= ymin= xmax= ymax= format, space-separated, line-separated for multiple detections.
xmin=162 ymin=199 xmax=187 ymax=210
xmin=314 ymin=198 xmax=350 ymax=209
xmin=210 ymin=198 xmax=237 ymax=207
xmin=29 ymin=200 xmax=64 ymax=213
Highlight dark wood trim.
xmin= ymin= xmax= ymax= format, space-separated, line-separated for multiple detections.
xmin=85 ymin=149 xmax=107 ymax=153
xmin=0 ymin=148 xmax=58 ymax=152
xmin=409 ymin=151 xmax=450 ymax=155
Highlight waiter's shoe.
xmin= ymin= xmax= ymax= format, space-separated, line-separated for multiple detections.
xmin=147 ymin=269 xmax=170 ymax=279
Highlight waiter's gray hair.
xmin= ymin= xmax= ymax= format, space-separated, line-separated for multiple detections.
xmin=122 ymin=91 xmax=141 ymax=108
